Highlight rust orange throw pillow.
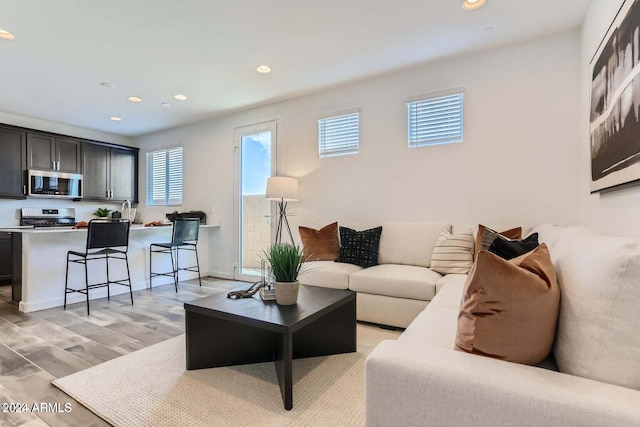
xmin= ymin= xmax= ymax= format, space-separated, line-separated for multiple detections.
xmin=455 ymin=244 xmax=559 ymax=365
xmin=474 ymin=225 xmax=522 ymax=258
xmin=299 ymin=222 xmax=340 ymax=261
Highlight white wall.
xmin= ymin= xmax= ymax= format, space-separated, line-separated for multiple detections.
xmin=135 ymin=31 xmax=581 ymax=278
xmin=0 ymin=111 xmax=135 ymax=226
xmin=579 ymin=0 xmax=640 ymax=238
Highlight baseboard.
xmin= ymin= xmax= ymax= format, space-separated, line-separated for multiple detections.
xmin=207 ymin=271 xmax=233 ymax=280
xmin=19 ymin=279 xmax=148 ymax=313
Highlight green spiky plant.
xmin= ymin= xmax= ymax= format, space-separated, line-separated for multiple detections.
xmin=262 ymin=243 xmax=305 ymax=283
xmin=92 ymin=208 xmax=111 ymax=218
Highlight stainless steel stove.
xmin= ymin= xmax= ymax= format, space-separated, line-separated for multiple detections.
xmin=20 ymin=207 xmax=77 ymax=228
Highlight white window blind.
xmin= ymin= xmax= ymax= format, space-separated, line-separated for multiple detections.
xmin=146 ymin=147 xmax=183 ymax=206
xmin=318 ymin=112 xmax=359 ymax=158
xmin=407 ymin=92 xmax=464 ymax=147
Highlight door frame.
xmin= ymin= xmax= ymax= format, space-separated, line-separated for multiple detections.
xmin=232 ymin=120 xmax=278 ymax=282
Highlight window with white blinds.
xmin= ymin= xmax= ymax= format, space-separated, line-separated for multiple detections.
xmin=407 ymin=92 xmax=464 ymax=148
xmin=318 ymin=112 xmax=360 ymax=158
xmin=146 ymin=147 xmax=183 ymax=206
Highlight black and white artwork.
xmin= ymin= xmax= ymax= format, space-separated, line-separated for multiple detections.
xmin=590 ymin=0 xmax=640 ymax=192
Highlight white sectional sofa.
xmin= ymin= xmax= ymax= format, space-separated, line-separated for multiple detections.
xmin=300 ymin=222 xmax=454 ymax=327
xmin=365 ymin=224 xmax=640 ymax=426
xmin=300 ymin=221 xmax=527 ymax=328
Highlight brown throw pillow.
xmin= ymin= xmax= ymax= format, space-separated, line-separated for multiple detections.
xmin=455 ymin=244 xmax=559 ymax=365
xmin=474 ymin=225 xmax=522 ymax=258
xmin=299 ymin=222 xmax=340 ymax=261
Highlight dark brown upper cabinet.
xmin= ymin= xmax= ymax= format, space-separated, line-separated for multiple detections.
xmin=0 ymin=126 xmax=26 ymax=199
xmin=82 ymin=142 xmax=138 ymax=203
xmin=27 ymin=133 xmax=81 ymax=173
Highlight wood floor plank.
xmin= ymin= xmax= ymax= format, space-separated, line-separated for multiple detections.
xmin=0 ymin=278 xmax=239 ymax=426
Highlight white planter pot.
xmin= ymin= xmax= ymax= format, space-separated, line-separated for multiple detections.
xmin=274 ymin=281 xmax=299 ymax=305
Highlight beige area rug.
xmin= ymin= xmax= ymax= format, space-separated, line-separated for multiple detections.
xmin=53 ymin=324 xmax=400 ymax=427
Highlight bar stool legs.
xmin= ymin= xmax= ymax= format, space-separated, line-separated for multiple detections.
xmin=149 ymin=244 xmax=200 ymax=291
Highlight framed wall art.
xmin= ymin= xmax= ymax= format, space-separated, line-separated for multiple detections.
xmin=590 ymin=0 xmax=640 ymax=192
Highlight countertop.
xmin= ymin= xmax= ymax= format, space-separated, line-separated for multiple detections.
xmin=0 ymin=224 xmax=219 ymax=233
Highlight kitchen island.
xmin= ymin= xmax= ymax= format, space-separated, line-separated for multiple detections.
xmin=1 ymin=224 xmax=219 ymax=313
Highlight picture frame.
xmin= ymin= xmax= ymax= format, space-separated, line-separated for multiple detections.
xmin=590 ymin=0 xmax=640 ymax=192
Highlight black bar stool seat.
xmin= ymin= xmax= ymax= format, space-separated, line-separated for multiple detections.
xmin=64 ymin=219 xmax=133 ymax=315
xmin=149 ymin=218 xmax=202 ymax=291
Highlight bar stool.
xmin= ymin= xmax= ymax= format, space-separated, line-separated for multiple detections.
xmin=149 ymin=218 xmax=201 ymax=291
xmin=64 ymin=219 xmax=133 ymax=315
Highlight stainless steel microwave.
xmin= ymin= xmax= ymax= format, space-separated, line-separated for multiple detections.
xmin=27 ymin=170 xmax=82 ymax=199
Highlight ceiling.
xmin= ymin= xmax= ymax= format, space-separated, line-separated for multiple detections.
xmin=0 ymin=0 xmax=591 ymax=137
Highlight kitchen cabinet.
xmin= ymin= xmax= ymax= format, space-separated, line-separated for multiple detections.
xmin=82 ymin=142 xmax=138 ymax=202
xmin=0 ymin=126 xmax=26 ymax=199
xmin=27 ymin=133 xmax=81 ymax=173
xmin=0 ymin=233 xmax=11 ymax=284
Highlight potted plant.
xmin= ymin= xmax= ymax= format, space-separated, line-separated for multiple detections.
xmin=92 ymin=208 xmax=111 ymax=218
xmin=262 ymin=243 xmax=305 ymax=305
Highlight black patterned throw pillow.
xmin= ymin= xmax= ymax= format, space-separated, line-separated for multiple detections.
xmin=336 ymin=226 xmax=383 ymax=268
xmin=488 ymin=233 xmax=539 ymax=260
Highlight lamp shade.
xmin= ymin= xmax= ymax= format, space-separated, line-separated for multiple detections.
xmin=266 ymin=176 xmax=298 ymax=201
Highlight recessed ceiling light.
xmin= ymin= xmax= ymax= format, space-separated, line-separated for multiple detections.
xmin=100 ymin=82 xmax=115 ymax=89
xmin=174 ymin=94 xmax=187 ymax=101
xmin=0 ymin=29 xmax=15 ymax=40
xmin=256 ymin=65 xmax=272 ymax=74
xmin=161 ymin=102 xmax=171 ymax=108
xmin=462 ymin=0 xmax=486 ymax=10
xmin=109 ymin=116 xmax=122 ymax=122
xmin=127 ymin=96 xmax=142 ymax=103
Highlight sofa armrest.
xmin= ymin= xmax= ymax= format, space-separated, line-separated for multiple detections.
xmin=366 ymin=341 xmax=640 ymax=427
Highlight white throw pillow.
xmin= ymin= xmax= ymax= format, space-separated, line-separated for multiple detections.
xmin=378 ymin=222 xmax=450 ymax=267
xmin=552 ymin=226 xmax=640 ymax=390
xmin=430 ymin=229 xmax=474 ymax=275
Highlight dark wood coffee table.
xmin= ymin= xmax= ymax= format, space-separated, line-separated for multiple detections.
xmin=183 ymin=284 xmax=356 ymax=410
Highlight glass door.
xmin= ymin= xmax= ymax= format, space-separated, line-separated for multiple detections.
xmin=233 ymin=121 xmax=276 ymax=282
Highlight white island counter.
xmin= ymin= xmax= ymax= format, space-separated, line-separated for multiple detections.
xmin=2 ymin=224 xmax=219 ymax=313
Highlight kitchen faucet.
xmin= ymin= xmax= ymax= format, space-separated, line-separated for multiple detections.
xmin=122 ymin=199 xmax=132 ymax=221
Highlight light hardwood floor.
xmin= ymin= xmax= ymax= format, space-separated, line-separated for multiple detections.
xmin=0 ymin=277 xmax=243 ymax=427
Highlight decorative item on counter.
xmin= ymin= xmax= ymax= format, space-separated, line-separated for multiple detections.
xmin=165 ymin=210 xmax=206 ymax=224
xmin=144 ymin=221 xmax=168 ymax=227
xmin=92 ymin=208 xmax=111 ymax=218
xmin=111 ymin=211 xmax=122 ymax=219
xmin=262 ymin=243 xmax=306 ymax=305
xmin=73 ymin=221 xmax=89 ymax=229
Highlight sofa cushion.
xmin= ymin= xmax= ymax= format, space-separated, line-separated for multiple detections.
xmin=349 ymin=264 xmax=440 ymax=301
xmin=299 ymin=222 xmax=340 ymax=261
xmin=551 ymin=226 xmax=640 ymax=390
xmin=456 ymin=244 xmax=559 ymax=365
xmin=530 ymin=223 xmax=565 ymax=248
xmin=435 ymin=273 xmax=468 ymax=294
xmin=430 ymin=229 xmax=474 ymax=274
xmin=299 ymin=261 xmax=362 ymax=290
xmin=431 ymin=279 xmax=467 ymax=309
xmin=336 ymin=226 xmax=382 ymax=268
xmin=488 ymin=232 xmax=539 ymax=260
xmin=378 ymin=222 xmax=450 ymax=267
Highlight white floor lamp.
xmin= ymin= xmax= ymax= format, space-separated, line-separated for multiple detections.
xmin=266 ymin=176 xmax=298 ymax=244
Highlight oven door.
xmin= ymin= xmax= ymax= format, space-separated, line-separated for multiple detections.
xmin=28 ymin=170 xmax=83 ymax=198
